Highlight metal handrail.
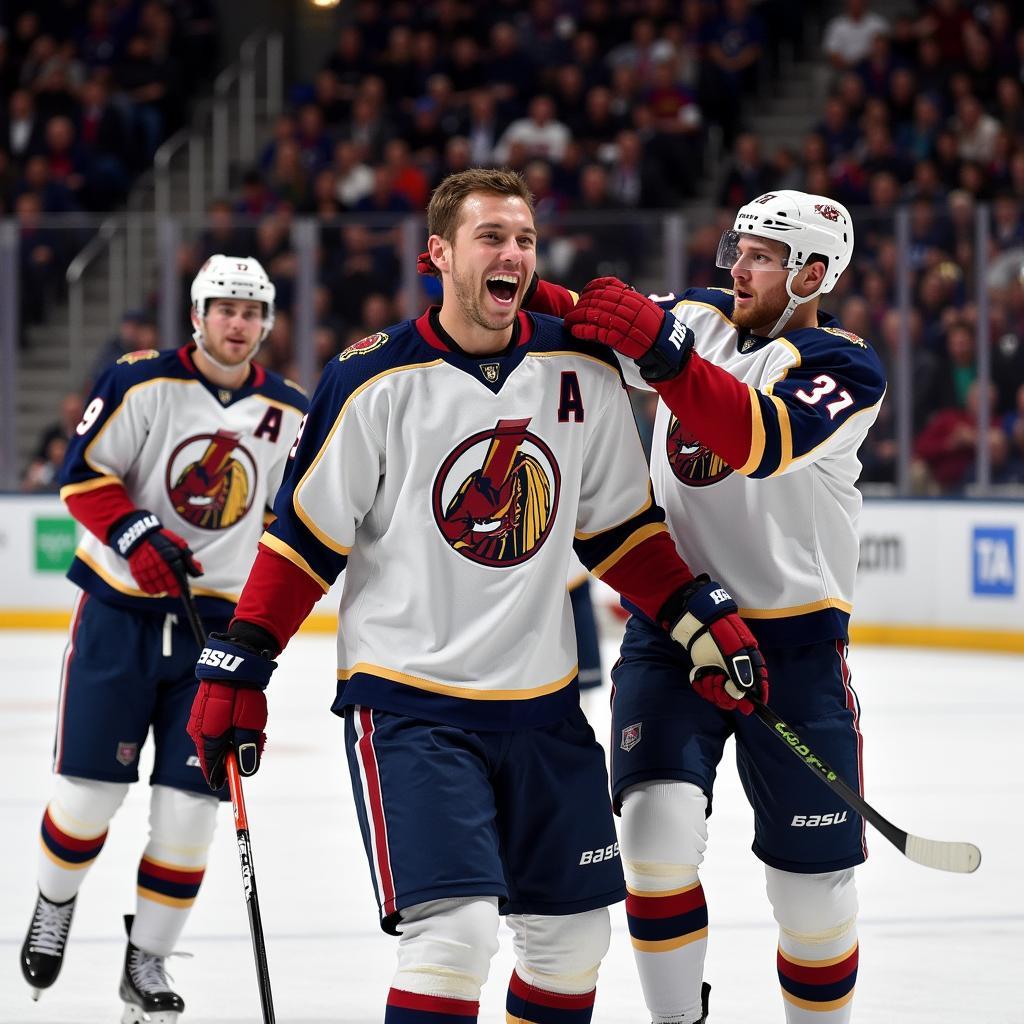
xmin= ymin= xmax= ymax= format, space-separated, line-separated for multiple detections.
xmin=55 ymin=30 xmax=283 ymax=396
xmin=212 ymin=65 xmax=239 ymax=198
xmin=66 ymin=218 xmax=120 ymax=386
xmin=155 ymin=129 xmax=191 ymax=218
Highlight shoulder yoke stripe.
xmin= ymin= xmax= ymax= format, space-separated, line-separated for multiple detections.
xmin=294 ymin=359 xmax=444 ymax=551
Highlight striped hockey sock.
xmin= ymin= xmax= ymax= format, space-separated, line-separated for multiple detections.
xmin=137 ymin=855 xmax=205 ymax=909
xmin=384 ymin=987 xmax=479 ymax=1023
xmin=37 ymin=806 xmax=107 ymax=902
xmin=506 ymin=970 xmax=596 ymax=1024
xmin=626 ymin=881 xmax=709 ymax=1024
xmin=130 ymin=854 xmax=207 ymax=957
xmin=777 ymin=939 xmax=858 ymax=1021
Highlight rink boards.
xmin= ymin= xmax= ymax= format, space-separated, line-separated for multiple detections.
xmin=0 ymin=495 xmax=1022 ymax=651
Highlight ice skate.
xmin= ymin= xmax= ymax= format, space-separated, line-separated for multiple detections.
xmin=119 ymin=916 xmax=185 ymax=1024
xmin=20 ymin=891 xmax=76 ymax=999
xmin=698 ymin=982 xmax=710 ymax=1022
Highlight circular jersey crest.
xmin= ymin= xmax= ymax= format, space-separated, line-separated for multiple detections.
xmin=665 ymin=415 xmax=733 ymax=487
xmin=165 ymin=430 xmax=257 ymax=529
xmin=432 ymin=417 xmax=560 ymax=567
xmin=340 ymin=332 xmax=389 ymax=360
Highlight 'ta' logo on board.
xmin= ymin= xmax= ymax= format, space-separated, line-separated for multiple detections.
xmin=971 ymin=526 xmax=1016 ymax=596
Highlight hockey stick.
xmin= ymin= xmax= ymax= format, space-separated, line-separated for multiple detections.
xmin=178 ymin=579 xmax=277 ymax=1024
xmin=748 ymin=697 xmax=981 ymax=874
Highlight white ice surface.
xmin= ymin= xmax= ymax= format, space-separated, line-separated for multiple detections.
xmin=1 ymin=630 xmax=1021 ymax=1023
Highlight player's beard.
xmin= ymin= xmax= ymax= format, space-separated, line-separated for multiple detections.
xmin=206 ymin=332 xmax=261 ymax=367
xmin=731 ymin=287 xmax=787 ymax=333
xmin=449 ymin=257 xmax=518 ymax=334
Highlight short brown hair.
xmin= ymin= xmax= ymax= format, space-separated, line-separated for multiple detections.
xmin=427 ymin=168 xmax=535 ymax=241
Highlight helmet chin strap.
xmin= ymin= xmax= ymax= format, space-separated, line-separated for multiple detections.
xmin=765 ymin=269 xmax=822 ymax=338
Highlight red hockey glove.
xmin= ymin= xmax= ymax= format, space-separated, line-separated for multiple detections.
xmin=108 ymin=510 xmax=202 ymax=596
xmin=564 ymin=276 xmax=694 ymax=381
xmin=417 ymin=250 xmax=440 ymax=277
xmin=188 ymin=631 xmax=276 ymax=790
xmin=663 ymin=575 xmax=768 ymax=715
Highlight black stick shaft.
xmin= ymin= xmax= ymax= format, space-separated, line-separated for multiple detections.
xmin=177 ymin=581 xmax=207 ymax=651
xmin=226 ymin=751 xmax=276 ymax=1024
xmin=179 ymin=580 xmax=276 ymax=1023
xmin=748 ymin=698 xmax=910 ymax=855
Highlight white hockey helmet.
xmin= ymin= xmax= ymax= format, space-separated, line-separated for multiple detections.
xmin=716 ymin=190 xmax=854 ymax=336
xmin=191 ymin=254 xmax=276 ymax=344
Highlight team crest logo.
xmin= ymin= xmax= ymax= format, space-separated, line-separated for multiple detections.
xmin=166 ymin=430 xmax=257 ymax=529
xmin=814 ymin=203 xmax=841 ymax=222
xmin=822 ymin=326 xmax=867 ymax=348
xmin=666 ymin=416 xmax=733 ymax=486
xmin=432 ymin=417 xmax=560 ymax=566
xmin=620 ymin=723 xmax=642 ymax=752
xmin=116 ymin=741 xmax=138 ymax=766
xmin=116 ymin=349 xmax=159 ymax=365
xmin=340 ymin=332 xmax=389 ymax=360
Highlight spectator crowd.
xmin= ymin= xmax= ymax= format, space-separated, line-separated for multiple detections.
xmin=1 ymin=0 xmax=219 ymax=327
xmin=12 ymin=0 xmax=1024 ymax=493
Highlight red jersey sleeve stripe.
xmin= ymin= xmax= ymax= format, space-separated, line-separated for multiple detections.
xmin=651 ymin=352 xmax=755 ymax=471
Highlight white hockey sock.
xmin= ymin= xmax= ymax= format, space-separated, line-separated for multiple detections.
xmin=778 ymin=928 xmax=858 ymax=1024
xmin=768 ymin=868 xmax=859 ymax=1023
xmin=621 ymin=782 xmax=710 ymax=1024
xmin=130 ymin=786 xmax=217 ymax=956
xmin=37 ymin=776 xmax=128 ymax=903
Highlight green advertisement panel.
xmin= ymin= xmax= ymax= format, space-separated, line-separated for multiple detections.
xmin=34 ymin=517 xmax=79 ymax=573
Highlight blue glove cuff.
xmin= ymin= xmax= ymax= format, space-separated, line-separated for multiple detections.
xmin=195 ymin=634 xmax=276 ymax=689
xmin=637 ymin=314 xmax=695 ymax=382
xmin=109 ymin=509 xmax=162 ymax=557
xmin=677 ymin=574 xmax=738 ymax=624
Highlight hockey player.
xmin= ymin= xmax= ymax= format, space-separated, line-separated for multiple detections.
xmin=515 ymin=191 xmax=885 ymax=1023
xmin=185 ymin=169 xmax=767 ymax=1024
xmin=20 ymin=256 xmax=307 ymax=1023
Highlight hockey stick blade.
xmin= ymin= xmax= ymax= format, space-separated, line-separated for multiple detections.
xmin=749 ymin=698 xmax=981 ymax=874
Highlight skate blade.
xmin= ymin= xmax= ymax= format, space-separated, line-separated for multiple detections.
xmin=120 ymin=1005 xmax=180 ymax=1024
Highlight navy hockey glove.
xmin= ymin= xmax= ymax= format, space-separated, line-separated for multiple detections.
xmin=663 ymin=575 xmax=768 ymax=715
xmin=109 ymin=510 xmax=202 ymax=597
xmin=187 ymin=630 xmax=276 ymax=790
xmin=564 ymin=277 xmax=694 ymax=381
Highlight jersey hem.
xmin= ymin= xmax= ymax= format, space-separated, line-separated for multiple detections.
xmin=623 ymin=601 xmax=850 ymax=648
xmin=333 ymin=674 xmax=581 ymax=731
xmin=67 ymin=561 xmax=237 ymax=619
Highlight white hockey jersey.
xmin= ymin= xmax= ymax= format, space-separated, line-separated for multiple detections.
xmin=59 ymin=345 xmax=307 ymax=617
xmin=262 ymin=309 xmax=684 ymax=729
xmin=633 ymin=287 xmax=887 ymax=646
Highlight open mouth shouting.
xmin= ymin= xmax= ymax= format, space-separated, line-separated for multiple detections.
xmin=486 ymin=272 xmax=520 ymax=308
